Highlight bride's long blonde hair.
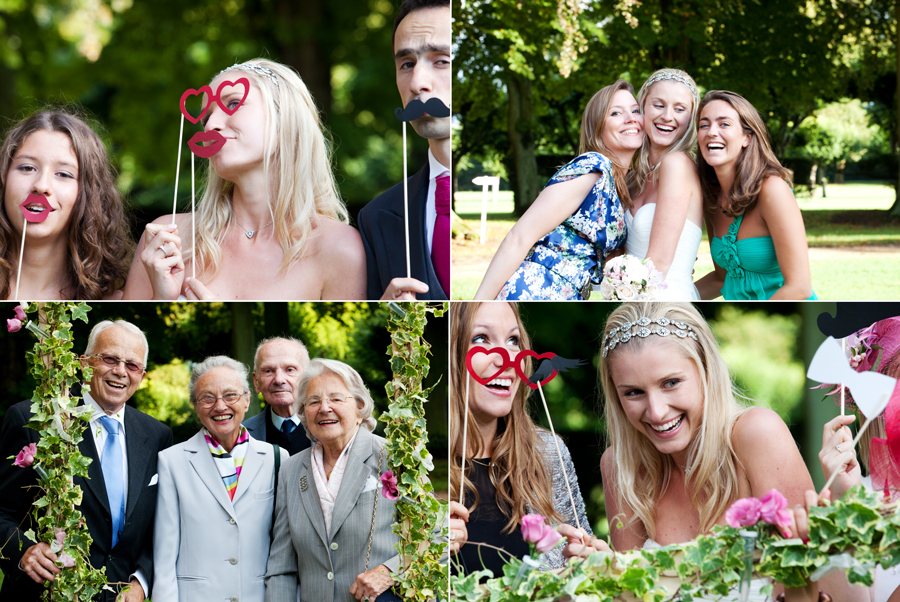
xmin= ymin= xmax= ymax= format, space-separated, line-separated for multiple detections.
xmin=191 ymin=58 xmax=348 ymax=278
xmin=599 ymin=302 xmax=749 ymax=540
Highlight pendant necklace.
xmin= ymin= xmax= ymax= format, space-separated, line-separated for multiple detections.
xmin=233 ymin=216 xmax=273 ymax=239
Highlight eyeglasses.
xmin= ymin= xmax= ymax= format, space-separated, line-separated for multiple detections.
xmin=307 ymin=395 xmax=353 ymax=408
xmin=196 ymin=392 xmax=247 ymax=408
xmin=85 ymin=354 xmax=145 ymax=374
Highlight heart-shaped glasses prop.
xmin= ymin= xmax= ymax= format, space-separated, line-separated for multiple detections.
xmin=808 ymin=335 xmax=899 ymax=496
xmin=460 ymin=345 xmax=586 ymax=537
xmin=168 ymin=78 xmax=249 ymax=282
xmin=13 ymin=194 xmax=54 ymax=301
xmin=393 ymin=97 xmax=451 ymax=284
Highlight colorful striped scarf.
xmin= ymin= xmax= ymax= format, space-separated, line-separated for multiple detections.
xmin=204 ymin=427 xmax=250 ymax=501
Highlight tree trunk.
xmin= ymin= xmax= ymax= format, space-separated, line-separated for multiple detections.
xmin=892 ymin=0 xmax=900 ymax=216
xmin=231 ymin=303 xmax=259 ymax=415
xmin=263 ymin=303 xmax=291 ymax=339
xmin=507 ymin=72 xmax=539 ymax=216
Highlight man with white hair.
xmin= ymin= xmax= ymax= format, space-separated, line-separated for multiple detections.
xmin=0 ymin=319 xmax=172 ymax=602
xmin=243 ymin=337 xmax=312 ymax=455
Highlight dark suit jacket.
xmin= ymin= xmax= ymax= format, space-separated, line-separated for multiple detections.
xmin=242 ymin=406 xmax=310 ymax=456
xmin=0 ymin=399 xmax=173 ymax=601
xmin=358 ymin=163 xmax=448 ymax=300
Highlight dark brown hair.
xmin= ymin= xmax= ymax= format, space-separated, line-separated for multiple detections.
xmin=0 ymin=110 xmax=133 ymax=299
xmin=449 ymin=301 xmax=562 ymax=533
xmin=696 ymin=90 xmax=792 ymax=218
xmin=579 ymin=80 xmax=636 ymax=209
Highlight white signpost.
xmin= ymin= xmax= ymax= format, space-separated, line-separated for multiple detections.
xmin=472 ymin=176 xmax=500 ymax=245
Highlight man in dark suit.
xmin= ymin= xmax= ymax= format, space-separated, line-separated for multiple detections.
xmin=242 ymin=337 xmax=311 ymax=455
xmin=358 ymin=0 xmax=451 ymax=301
xmin=0 ymin=320 xmax=173 ymax=602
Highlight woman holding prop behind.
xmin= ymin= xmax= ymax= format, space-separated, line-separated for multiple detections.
xmin=560 ymin=302 xmax=851 ymax=601
xmin=449 ymin=301 xmax=591 ymax=577
xmin=474 ymin=80 xmax=642 ymax=300
xmin=124 ymin=59 xmax=365 ymax=300
xmin=694 ymin=90 xmax=816 ymax=300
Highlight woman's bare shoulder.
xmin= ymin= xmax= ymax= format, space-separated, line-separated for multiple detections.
xmin=658 ymin=151 xmax=697 ymax=173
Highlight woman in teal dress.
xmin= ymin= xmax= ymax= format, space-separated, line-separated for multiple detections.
xmin=693 ymin=90 xmax=817 ymax=300
xmin=474 ymin=80 xmax=642 ymax=301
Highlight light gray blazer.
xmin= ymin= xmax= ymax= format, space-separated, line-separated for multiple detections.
xmin=152 ymin=431 xmax=288 ymax=602
xmin=265 ymin=427 xmax=400 ymax=602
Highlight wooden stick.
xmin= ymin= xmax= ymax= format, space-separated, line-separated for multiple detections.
xmin=14 ymin=221 xmax=26 ymax=302
xmin=536 ymin=381 xmax=583 ymax=534
xmin=841 ymin=338 xmax=846 ymax=415
xmin=458 ymin=375 xmax=469 ymax=506
xmin=191 ymin=151 xmax=196 ymax=280
xmin=402 ymin=121 xmax=411 ymax=278
xmin=820 ymin=392 xmax=890 ymax=497
xmin=171 ymin=115 xmax=184 ymax=224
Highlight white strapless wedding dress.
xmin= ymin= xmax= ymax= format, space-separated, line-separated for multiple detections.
xmin=643 ymin=539 xmax=772 ymax=601
xmin=625 ymin=203 xmax=701 ymax=301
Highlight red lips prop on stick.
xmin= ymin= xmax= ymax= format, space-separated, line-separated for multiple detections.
xmin=460 ymin=345 xmax=585 ymax=535
xmin=14 ymin=194 xmax=54 ymax=300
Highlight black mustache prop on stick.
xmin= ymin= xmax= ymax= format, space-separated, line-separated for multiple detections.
xmin=394 ymin=97 xmax=451 ymax=121
xmin=393 ymin=97 xmax=451 ymax=281
xmin=525 ymin=356 xmax=587 ymax=387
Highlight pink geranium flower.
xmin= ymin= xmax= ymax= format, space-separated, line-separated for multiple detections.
xmin=725 ymin=497 xmax=762 ymax=528
xmin=520 ymin=514 xmax=547 ymax=544
xmin=55 ymin=529 xmax=66 ymax=548
xmin=13 ymin=305 xmax=26 ymax=321
xmin=380 ymin=471 xmax=398 ymax=500
xmin=535 ymin=525 xmax=563 ymax=553
xmin=13 ymin=443 xmax=36 ymax=468
xmin=759 ymin=489 xmax=792 ymax=529
xmin=7 ymin=318 xmax=22 ymax=332
xmin=59 ymin=553 xmax=75 ymax=568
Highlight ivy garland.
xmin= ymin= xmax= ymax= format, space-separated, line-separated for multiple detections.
xmin=8 ymin=302 xmax=109 ymax=601
xmin=381 ymin=301 xmax=449 ymax=601
xmin=451 ymin=485 xmax=900 ymax=601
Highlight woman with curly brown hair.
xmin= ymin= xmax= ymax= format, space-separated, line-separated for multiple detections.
xmin=448 ymin=301 xmax=591 ymax=578
xmin=694 ymin=91 xmax=816 ymax=300
xmin=0 ymin=110 xmax=132 ymax=300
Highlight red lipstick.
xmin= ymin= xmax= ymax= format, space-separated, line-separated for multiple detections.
xmin=188 ymin=131 xmax=227 ymax=158
xmin=19 ymin=193 xmax=53 ymax=223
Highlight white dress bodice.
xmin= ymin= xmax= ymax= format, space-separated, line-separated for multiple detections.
xmin=643 ymin=539 xmax=771 ymax=601
xmin=625 ymin=203 xmax=701 ymax=301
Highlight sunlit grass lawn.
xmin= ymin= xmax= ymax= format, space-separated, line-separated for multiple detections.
xmin=452 ymin=183 xmax=900 ymax=300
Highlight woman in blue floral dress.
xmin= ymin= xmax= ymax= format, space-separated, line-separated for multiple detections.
xmin=474 ymin=80 xmax=644 ymax=301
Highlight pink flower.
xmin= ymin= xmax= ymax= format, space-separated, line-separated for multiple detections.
xmin=13 ymin=305 xmax=26 ymax=321
xmin=55 ymin=529 xmax=66 ymax=548
xmin=520 ymin=514 xmax=547 ymax=544
xmin=759 ymin=489 xmax=792 ymax=529
xmin=59 ymin=553 xmax=75 ymax=568
xmin=13 ymin=443 xmax=37 ymax=468
xmin=535 ymin=525 xmax=563 ymax=553
xmin=380 ymin=471 xmax=398 ymax=500
xmin=7 ymin=318 xmax=21 ymax=332
xmin=725 ymin=497 xmax=762 ymax=528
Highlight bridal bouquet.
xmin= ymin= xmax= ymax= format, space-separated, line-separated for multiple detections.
xmin=600 ymin=255 xmax=666 ymax=300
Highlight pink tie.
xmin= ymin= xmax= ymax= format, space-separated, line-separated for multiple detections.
xmin=432 ymin=175 xmax=450 ymax=295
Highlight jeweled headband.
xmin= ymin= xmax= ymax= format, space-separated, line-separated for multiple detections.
xmin=643 ymin=72 xmax=697 ymax=96
xmin=602 ymin=316 xmax=698 ymax=358
xmin=216 ymin=62 xmax=280 ymax=88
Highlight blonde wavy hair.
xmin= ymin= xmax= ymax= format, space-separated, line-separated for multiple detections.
xmin=628 ymin=68 xmax=700 ymax=196
xmin=191 ymin=58 xmax=348 ymax=277
xmin=599 ymin=302 xmax=749 ymax=541
xmin=449 ymin=302 xmax=561 ymax=534
xmin=578 ymin=80 xmax=636 ymax=210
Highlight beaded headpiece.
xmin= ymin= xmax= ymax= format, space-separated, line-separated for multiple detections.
xmin=216 ymin=62 xmax=280 ymax=88
xmin=602 ymin=316 xmax=698 ymax=358
xmin=643 ymin=72 xmax=698 ymax=97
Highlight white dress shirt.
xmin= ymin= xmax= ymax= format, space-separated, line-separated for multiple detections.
xmin=425 ymin=148 xmax=450 ymax=255
xmin=269 ymin=411 xmax=301 ymax=432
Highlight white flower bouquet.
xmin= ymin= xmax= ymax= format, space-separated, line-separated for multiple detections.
xmin=600 ymin=254 xmax=666 ymax=300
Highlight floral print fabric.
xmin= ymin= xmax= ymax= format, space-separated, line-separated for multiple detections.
xmin=497 ymin=152 xmax=626 ymax=300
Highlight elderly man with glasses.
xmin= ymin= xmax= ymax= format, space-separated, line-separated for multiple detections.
xmin=0 ymin=319 xmax=173 ymax=602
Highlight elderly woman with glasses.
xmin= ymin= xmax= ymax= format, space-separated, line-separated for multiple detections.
xmin=152 ymin=356 xmax=288 ymax=602
xmin=265 ymin=358 xmax=402 ymax=602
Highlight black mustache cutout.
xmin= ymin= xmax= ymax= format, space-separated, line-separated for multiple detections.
xmin=394 ymin=97 xmax=451 ymax=121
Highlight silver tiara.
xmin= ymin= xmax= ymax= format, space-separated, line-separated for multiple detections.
xmin=644 ymin=72 xmax=697 ymax=96
xmin=602 ymin=317 xmax=698 ymax=358
xmin=216 ymin=62 xmax=280 ymax=88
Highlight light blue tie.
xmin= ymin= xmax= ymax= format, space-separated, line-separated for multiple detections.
xmin=99 ymin=416 xmax=125 ymax=548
